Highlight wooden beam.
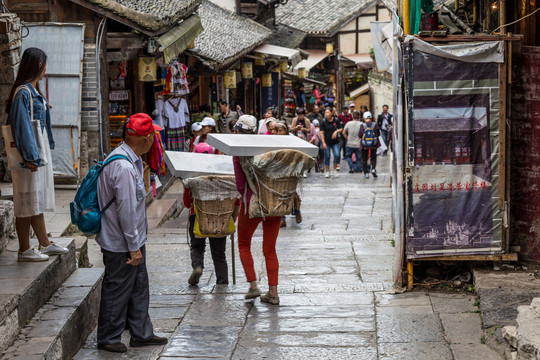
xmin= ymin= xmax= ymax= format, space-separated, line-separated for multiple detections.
xmin=408 ymin=34 xmax=522 ymax=42
xmin=498 ymin=50 xmax=507 ymax=210
xmin=414 ymin=253 xmax=518 ymax=261
xmin=107 ymin=33 xmax=144 ymax=49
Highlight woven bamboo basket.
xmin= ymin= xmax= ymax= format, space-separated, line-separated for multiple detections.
xmin=194 ymin=198 xmax=236 ymax=236
xmin=254 ymin=171 xmax=298 ymax=217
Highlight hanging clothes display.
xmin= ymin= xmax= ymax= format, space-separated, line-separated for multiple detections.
xmin=160 ymin=61 xmax=190 ymax=96
xmin=162 ymin=96 xmax=189 ymax=151
xmin=149 ymin=132 xmax=166 ymax=175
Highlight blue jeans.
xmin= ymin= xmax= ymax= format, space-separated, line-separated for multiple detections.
xmin=323 ymin=143 xmax=341 ymax=166
xmin=345 ymin=147 xmax=362 ymax=172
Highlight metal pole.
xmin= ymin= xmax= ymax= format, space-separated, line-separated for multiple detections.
xmin=231 ymin=231 xmax=236 ymax=284
xmin=403 ymin=0 xmax=411 ymax=35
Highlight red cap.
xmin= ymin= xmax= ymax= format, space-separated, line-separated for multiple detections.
xmin=126 ymin=113 xmax=162 ymax=136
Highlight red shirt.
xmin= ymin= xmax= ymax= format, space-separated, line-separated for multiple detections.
xmin=338 ymin=113 xmax=353 ymax=126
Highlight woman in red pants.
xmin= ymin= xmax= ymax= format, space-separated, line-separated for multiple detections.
xmin=232 ymin=115 xmax=282 ymax=305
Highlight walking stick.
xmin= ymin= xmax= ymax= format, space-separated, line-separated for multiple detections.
xmin=231 ymin=231 xmax=236 ymax=284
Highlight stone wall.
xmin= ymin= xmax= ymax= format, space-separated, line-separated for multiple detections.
xmin=0 ymin=14 xmax=21 ymax=181
xmin=79 ymin=43 xmax=100 ymax=177
xmin=368 ymin=72 xmax=393 ymax=116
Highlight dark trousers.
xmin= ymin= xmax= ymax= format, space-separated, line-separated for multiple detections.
xmin=188 ymin=214 xmax=229 ymax=284
xmin=361 ymin=148 xmax=378 ymax=174
xmin=98 ymin=245 xmax=153 ymax=345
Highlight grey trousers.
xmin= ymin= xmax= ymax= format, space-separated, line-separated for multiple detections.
xmin=189 ymin=214 xmax=229 ymax=284
xmin=97 ymin=245 xmax=154 ymax=345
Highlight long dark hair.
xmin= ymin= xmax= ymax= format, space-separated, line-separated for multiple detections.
xmin=6 ymin=47 xmax=47 ymax=113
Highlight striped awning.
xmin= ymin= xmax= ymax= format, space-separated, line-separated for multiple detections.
xmin=158 ymin=15 xmax=203 ymax=63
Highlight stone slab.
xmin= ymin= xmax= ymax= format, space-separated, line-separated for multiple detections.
xmin=207 ymin=133 xmax=319 ymax=157
xmin=451 ymin=343 xmax=504 ymax=360
xmin=378 ymin=342 xmax=453 ymax=360
xmin=376 ymin=313 xmax=445 ymax=343
xmin=160 ymin=325 xmax=242 ymax=358
xmin=164 ymin=151 xmax=234 ymax=179
xmin=439 ymin=313 xmax=482 ymax=344
xmin=430 ymin=293 xmax=478 ymax=314
xmin=244 ymin=315 xmax=375 ymax=332
xmin=237 ymin=331 xmax=376 ymax=347
xmin=232 ymin=345 xmax=378 ymax=360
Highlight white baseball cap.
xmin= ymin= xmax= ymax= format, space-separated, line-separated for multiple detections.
xmin=191 ymin=122 xmax=203 ymax=132
xmin=363 ymin=111 xmax=372 ymax=119
xmin=201 ymin=117 xmax=216 ymax=127
xmin=235 ymin=115 xmax=257 ymax=132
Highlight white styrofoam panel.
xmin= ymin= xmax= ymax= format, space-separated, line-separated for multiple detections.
xmin=164 ymin=151 xmax=235 ymax=179
xmin=206 ymin=134 xmax=319 ymax=157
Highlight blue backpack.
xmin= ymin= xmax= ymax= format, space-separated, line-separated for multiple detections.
xmin=361 ymin=122 xmax=378 ymax=148
xmin=70 ymin=154 xmax=131 ymax=236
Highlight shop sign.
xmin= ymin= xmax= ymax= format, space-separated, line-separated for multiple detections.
xmin=262 ymin=73 xmax=272 ymax=87
xmin=109 ymin=90 xmax=130 ymax=101
xmin=137 ymin=56 xmax=157 ymax=82
xmin=241 ymin=63 xmax=253 ymax=79
xmin=224 ymin=70 xmax=236 ymax=89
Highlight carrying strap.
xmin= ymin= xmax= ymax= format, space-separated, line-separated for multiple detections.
xmin=99 ymin=154 xmax=132 ymax=212
xmin=9 ymin=85 xmax=34 ymax=125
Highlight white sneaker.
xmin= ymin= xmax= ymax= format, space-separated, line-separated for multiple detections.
xmin=303 ymin=172 xmax=308 ymax=178
xmin=18 ymin=248 xmax=49 ymax=262
xmin=39 ymin=241 xmax=69 ymax=255
xmin=325 ymin=172 xmax=330 ymax=178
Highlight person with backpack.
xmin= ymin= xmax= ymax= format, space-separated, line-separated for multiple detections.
xmin=343 ymin=110 xmax=363 ymax=173
xmin=232 ymin=115 xmax=283 ymax=305
xmin=5 ymin=48 xmax=68 ymax=262
xmin=95 ymin=113 xmax=167 ymax=353
xmin=184 ymin=142 xmax=238 ymax=286
xmin=358 ymin=111 xmax=381 ymax=179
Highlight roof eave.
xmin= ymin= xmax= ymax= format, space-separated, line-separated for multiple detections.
xmin=68 ymin=0 xmax=202 ymax=37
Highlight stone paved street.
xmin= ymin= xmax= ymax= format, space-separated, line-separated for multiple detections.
xmin=75 ymin=156 xmax=499 ymax=359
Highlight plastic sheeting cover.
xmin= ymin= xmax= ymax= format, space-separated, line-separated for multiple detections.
xmin=404 ymin=36 xmax=505 ymax=63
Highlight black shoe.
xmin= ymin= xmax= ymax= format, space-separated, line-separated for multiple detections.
xmin=98 ymin=342 xmax=128 ymax=353
xmin=349 ymin=170 xmax=354 ymax=173
xmin=371 ymin=169 xmax=378 ymax=178
xmin=130 ymin=335 xmax=168 ymax=347
xmin=280 ymin=220 xmax=287 ymax=228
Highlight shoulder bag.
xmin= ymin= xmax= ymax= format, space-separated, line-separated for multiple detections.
xmin=2 ymin=85 xmax=48 ymax=171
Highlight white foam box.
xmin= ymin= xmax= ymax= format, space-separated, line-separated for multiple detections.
xmin=164 ymin=151 xmax=235 ymax=179
xmin=206 ymin=134 xmax=319 ymax=157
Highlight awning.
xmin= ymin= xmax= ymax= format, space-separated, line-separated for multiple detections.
xmin=342 ymin=53 xmax=373 ymax=69
xmin=254 ymin=44 xmax=303 ymax=68
xmin=283 ymin=72 xmax=326 ymax=86
xmin=350 ymin=83 xmax=370 ymax=98
xmin=293 ymin=49 xmax=329 ymax=72
xmin=158 ymin=15 xmax=203 ymax=64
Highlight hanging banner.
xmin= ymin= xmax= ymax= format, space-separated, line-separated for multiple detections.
xmin=279 ymin=61 xmax=288 ymax=72
xmin=262 ymin=73 xmax=272 ymax=87
xmin=241 ymin=63 xmax=253 ymax=79
xmin=298 ymin=67 xmax=307 ymax=78
xmin=138 ymin=56 xmax=157 ymax=82
xmin=224 ymin=71 xmax=236 ymax=89
xmin=405 ymin=41 xmax=503 ymax=259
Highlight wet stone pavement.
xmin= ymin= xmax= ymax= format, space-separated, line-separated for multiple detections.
xmin=75 ymin=156 xmax=498 ymax=359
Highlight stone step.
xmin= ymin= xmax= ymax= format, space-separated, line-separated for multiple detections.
xmin=0 ymin=238 xmax=76 ymax=354
xmin=503 ymin=297 xmax=540 ymax=360
xmin=147 ymin=198 xmax=181 ymax=230
xmin=2 ymin=267 xmax=103 ymax=359
xmin=0 ymin=199 xmax=14 ymax=254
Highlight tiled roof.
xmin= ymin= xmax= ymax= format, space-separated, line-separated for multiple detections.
xmin=266 ymin=24 xmax=307 ymax=49
xmin=189 ymin=1 xmax=272 ymax=69
xmin=276 ymin=0 xmax=391 ymax=35
xmin=85 ymin=0 xmax=201 ymax=33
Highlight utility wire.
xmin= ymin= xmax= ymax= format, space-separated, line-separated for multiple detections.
xmin=490 ymin=7 xmax=540 ymax=34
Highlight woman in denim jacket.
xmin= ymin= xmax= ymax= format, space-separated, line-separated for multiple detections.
xmin=5 ymin=47 xmax=67 ymax=262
